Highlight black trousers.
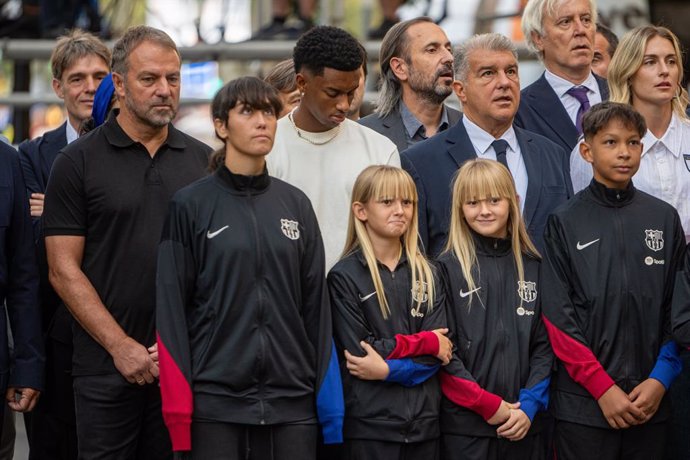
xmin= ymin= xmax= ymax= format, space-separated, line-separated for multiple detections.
xmin=25 ymin=337 xmax=77 ymax=460
xmin=190 ymin=422 xmax=317 ymax=460
xmin=554 ymin=419 xmax=667 ymax=460
xmin=442 ymin=433 xmax=545 ymax=460
xmin=342 ymin=438 xmax=438 ymax=460
xmin=73 ymin=373 xmax=171 ymax=460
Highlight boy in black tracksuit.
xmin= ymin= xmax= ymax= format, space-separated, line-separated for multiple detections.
xmin=542 ymin=102 xmax=685 ymax=460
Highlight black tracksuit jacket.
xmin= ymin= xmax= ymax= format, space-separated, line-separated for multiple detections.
xmin=328 ymin=250 xmax=446 ymax=443
xmin=541 ymin=180 xmax=685 ymax=428
xmin=437 ymin=234 xmax=552 ymax=437
xmin=156 ymin=166 xmax=343 ymax=451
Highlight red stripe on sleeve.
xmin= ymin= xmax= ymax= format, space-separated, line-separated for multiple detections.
xmin=439 ymin=371 xmax=502 ymax=421
xmin=157 ymin=334 xmax=193 ymax=452
xmin=386 ymin=331 xmax=439 ymax=359
xmin=542 ymin=315 xmax=614 ymax=400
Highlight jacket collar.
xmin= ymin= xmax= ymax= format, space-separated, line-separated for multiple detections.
xmin=215 ymin=164 xmax=270 ymax=193
xmin=587 ymin=178 xmax=636 ymax=207
xmin=472 ymin=231 xmax=512 ymax=256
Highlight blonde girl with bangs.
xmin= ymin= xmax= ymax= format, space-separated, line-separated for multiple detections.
xmin=436 ymin=159 xmax=553 ymax=460
xmin=328 ymin=165 xmax=452 ymax=460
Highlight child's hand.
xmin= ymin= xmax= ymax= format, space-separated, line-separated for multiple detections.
xmin=487 ymin=400 xmax=519 ymax=426
xmin=432 ymin=328 xmax=453 ymax=365
xmin=629 ymin=378 xmax=665 ymax=423
xmin=496 ymin=408 xmax=531 ymax=441
xmin=344 ymin=342 xmax=390 ymax=380
xmin=597 ymin=384 xmax=645 ymax=429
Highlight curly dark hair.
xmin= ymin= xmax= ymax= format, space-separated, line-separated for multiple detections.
xmin=293 ymin=26 xmax=363 ymax=76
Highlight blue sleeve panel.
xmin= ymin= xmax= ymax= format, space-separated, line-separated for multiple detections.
xmin=316 ymin=341 xmax=344 ymax=444
xmin=385 ymin=359 xmax=440 ymax=387
xmin=650 ymin=341 xmax=682 ymax=389
xmin=518 ymin=376 xmax=551 ymax=422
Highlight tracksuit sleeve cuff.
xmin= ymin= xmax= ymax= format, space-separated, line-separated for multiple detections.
xmin=385 ymin=359 xmax=406 ymax=383
xmin=476 ymin=390 xmax=503 ymax=422
xmin=167 ymin=421 xmax=191 ymax=452
xmin=583 ymin=367 xmax=615 ymax=400
xmin=518 ymin=397 xmax=539 ymax=422
xmin=649 ymin=341 xmax=682 ymax=390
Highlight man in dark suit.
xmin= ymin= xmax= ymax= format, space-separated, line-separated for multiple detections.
xmin=515 ymin=0 xmax=608 ymax=153
xmin=359 ymin=17 xmax=461 ymax=152
xmin=402 ymin=33 xmax=573 ymax=257
xmin=0 ymin=141 xmax=44 ymax=437
xmin=17 ymin=29 xmax=110 ymax=460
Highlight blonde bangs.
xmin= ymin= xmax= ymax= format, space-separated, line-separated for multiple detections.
xmin=369 ymin=167 xmax=418 ymax=204
xmin=456 ymin=160 xmax=515 ymax=206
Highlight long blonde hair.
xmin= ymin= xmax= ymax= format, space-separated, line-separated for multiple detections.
xmin=443 ymin=159 xmax=540 ymax=302
xmin=342 ymin=165 xmax=435 ymax=319
xmin=608 ymin=25 xmax=689 ymax=122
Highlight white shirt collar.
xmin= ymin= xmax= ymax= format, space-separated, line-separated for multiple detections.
xmin=544 ymin=69 xmax=600 ymax=99
xmin=65 ymin=120 xmax=79 ymax=145
xmin=462 ymin=115 xmax=518 ymax=155
xmin=641 ymin=113 xmax=683 ymax=158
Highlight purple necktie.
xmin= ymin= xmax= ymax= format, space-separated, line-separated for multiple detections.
xmin=567 ymin=86 xmax=591 ymax=135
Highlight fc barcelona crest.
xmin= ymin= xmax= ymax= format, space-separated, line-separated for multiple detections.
xmin=645 ymin=229 xmax=664 ymax=252
xmin=280 ymin=219 xmax=300 ymax=240
xmin=517 ymin=281 xmax=537 ymax=303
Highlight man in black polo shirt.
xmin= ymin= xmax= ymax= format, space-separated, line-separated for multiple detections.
xmin=43 ymin=26 xmax=211 ymax=459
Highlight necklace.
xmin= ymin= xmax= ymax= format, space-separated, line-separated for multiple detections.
xmin=288 ymin=112 xmax=341 ymax=145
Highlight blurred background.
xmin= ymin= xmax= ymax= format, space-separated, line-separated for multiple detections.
xmin=0 ymin=0 xmax=687 ymax=149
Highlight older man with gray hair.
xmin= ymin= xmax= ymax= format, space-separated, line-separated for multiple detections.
xmin=401 ymin=32 xmax=572 ymax=257
xmin=515 ymin=0 xmax=609 ymax=153
xmin=359 ymin=17 xmax=461 ymax=152
xmin=43 ymin=25 xmax=211 ymax=459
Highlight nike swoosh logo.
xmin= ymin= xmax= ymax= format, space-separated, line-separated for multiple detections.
xmin=358 ymin=291 xmax=377 ymax=302
xmin=206 ymin=226 xmax=229 ymax=239
xmin=576 ymin=239 xmax=600 ymax=250
xmin=459 ymin=287 xmax=481 ymax=298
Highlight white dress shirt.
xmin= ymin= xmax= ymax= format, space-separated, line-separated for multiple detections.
xmin=570 ymin=113 xmax=690 ymax=242
xmin=544 ymin=70 xmax=603 ymax=128
xmin=463 ymin=116 xmax=528 ymax=212
xmin=66 ymin=120 xmax=79 ymax=144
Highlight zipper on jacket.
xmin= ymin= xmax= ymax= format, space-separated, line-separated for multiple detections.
xmin=248 ymin=190 xmax=267 ymax=424
xmin=613 ymin=208 xmax=630 ymax=386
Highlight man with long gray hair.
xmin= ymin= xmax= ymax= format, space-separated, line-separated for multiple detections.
xmin=359 ymin=17 xmax=460 ymax=152
xmin=43 ymin=25 xmax=211 ymax=459
xmin=402 ymin=32 xmax=572 ymax=257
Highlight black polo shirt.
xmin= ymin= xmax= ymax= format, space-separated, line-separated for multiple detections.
xmin=43 ymin=116 xmax=211 ymax=376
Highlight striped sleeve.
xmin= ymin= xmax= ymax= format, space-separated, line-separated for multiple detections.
xmin=156 ymin=199 xmax=196 ymax=452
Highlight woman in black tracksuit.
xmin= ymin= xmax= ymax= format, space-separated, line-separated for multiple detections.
xmin=328 ymin=165 xmax=452 ymax=460
xmin=156 ymin=77 xmax=343 ymax=460
xmin=437 ymin=159 xmax=553 ymax=460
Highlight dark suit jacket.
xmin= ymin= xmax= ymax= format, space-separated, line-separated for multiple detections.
xmin=515 ymin=72 xmax=609 ymax=153
xmin=0 ymin=142 xmax=44 ymax=395
xmin=359 ymin=104 xmax=462 ymax=153
xmin=18 ymin=123 xmax=75 ymax=420
xmin=18 ymin=123 xmax=68 ymax=336
xmin=401 ymin=117 xmax=573 ymax=257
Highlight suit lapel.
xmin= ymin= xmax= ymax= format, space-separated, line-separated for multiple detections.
xmin=382 ymin=112 xmax=408 ymax=152
xmin=445 ymin=119 xmax=477 ymax=169
xmin=516 ymin=127 xmax=541 ymax=227
xmin=525 ymin=74 xmax=578 ymax=149
xmin=40 ymin=123 xmax=68 ymax=187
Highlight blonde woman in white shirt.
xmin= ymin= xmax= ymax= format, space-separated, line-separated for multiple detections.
xmin=570 ymin=25 xmax=690 ymax=242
